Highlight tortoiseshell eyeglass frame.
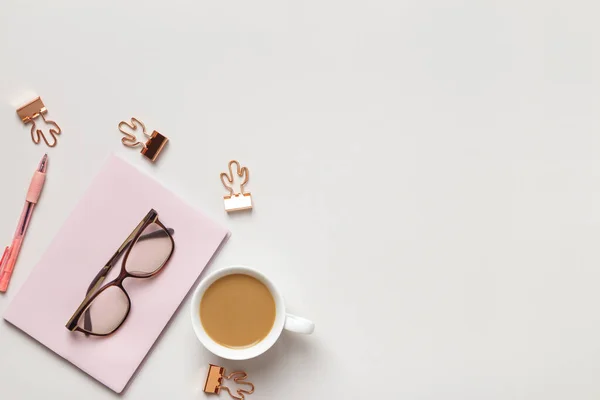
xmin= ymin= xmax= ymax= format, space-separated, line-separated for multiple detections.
xmin=65 ymin=209 xmax=175 ymax=337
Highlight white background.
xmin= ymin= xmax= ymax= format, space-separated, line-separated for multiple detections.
xmin=0 ymin=0 xmax=599 ymax=399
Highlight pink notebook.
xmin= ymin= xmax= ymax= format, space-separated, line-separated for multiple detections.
xmin=4 ymin=155 xmax=229 ymax=393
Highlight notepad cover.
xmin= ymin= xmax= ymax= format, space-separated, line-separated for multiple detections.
xmin=4 ymin=155 xmax=229 ymax=393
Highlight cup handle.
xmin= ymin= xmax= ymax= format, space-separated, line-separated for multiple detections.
xmin=284 ymin=313 xmax=315 ymax=334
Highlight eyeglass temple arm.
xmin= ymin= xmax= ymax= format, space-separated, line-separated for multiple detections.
xmin=86 ymin=228 xmax=175 ymax=295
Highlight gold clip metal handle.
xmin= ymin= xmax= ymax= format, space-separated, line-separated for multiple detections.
xmin=118 ymin=117 xmax=146 ymax=148
xmin=220 ymin=160 xmax=250 ymax=196
xmin=221 ymin=371 xmax=255 ymax=400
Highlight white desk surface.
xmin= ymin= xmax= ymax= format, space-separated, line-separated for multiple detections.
xmin=1 ymin=1 xmax=600 ymax=399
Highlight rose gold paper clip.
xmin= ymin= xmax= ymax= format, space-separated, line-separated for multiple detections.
xmin=16 ymin=97 xmax=62 ymax=147
xmin=118 ymin=117 xmax=168 ymax=162
xmin=220 ymin=160 xmax=253 ymax=212
xmin=204 ymin=364 xmax=254 ymax=400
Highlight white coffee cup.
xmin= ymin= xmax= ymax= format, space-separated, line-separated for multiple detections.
xmin=190 ymin=265 xmax=315 ymax=360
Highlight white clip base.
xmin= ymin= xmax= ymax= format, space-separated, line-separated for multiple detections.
xmin=224 ymin=193 xmax=253 ymax=212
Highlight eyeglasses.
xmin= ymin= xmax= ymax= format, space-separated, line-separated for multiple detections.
xmin=66 ymin=209 xmax=175 ymax=336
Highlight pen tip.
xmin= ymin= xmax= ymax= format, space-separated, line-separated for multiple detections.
xmin=39 ymin=154 xmax=48 ymax=172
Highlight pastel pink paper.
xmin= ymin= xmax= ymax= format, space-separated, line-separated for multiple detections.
xmin=4 ymin=155 xmax=229 ymax=393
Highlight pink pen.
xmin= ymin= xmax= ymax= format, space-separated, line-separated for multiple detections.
xmin=0 ymin=154 xmax=48 ymax=292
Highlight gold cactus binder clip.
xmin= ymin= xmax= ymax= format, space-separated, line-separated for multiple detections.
xmin=204 ymin=364 xmax=254 ymax=400
xmin=220 ymin=160 xmax=253 ymax=212
xmin=16 ymin=97 xmax=62 ymax=147
xmin=118 ymin=117 xmax=168 ymax=162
